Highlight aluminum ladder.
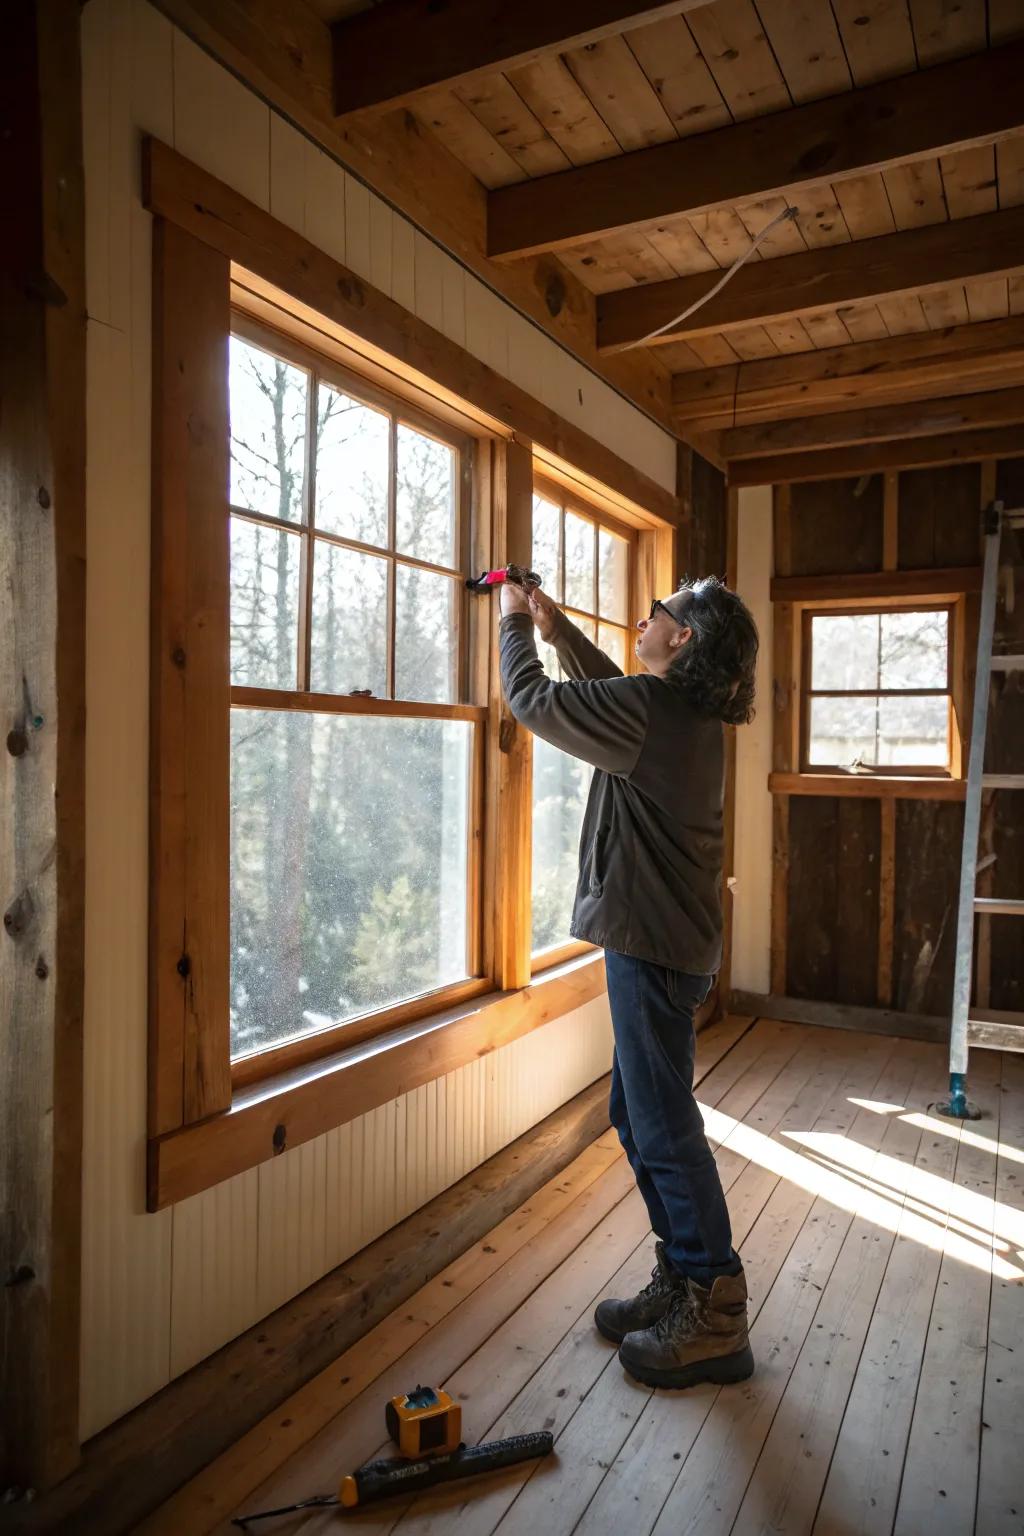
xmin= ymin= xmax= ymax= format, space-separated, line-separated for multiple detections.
xmin=938 ymin=501 xmax=1024 ymax=1120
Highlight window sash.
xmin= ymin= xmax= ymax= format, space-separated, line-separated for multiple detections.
xmin=800 ymin=602 xmax=955 ymax=776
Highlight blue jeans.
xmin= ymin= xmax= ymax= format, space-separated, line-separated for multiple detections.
xmin=604 ymin=950 xmax=739 ymax=1288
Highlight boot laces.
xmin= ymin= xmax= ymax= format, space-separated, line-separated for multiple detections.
xmin=653 ymin=1280 xmax=698 ymax=1340
xmin=637 ymin=1256 xmax=673 ymax=1304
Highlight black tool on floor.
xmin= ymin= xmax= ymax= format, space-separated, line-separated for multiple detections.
xmin=231 ymin=1385 xmax=554 ymax=1525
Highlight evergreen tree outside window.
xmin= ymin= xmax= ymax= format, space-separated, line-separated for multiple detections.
xmin=227 ymin=328 xmax=478 ymax=1065
xmin=530 ymin=484 xmax=635 ymax=960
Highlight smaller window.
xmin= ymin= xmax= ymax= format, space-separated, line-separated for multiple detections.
xmin=802 ymin=606 xmax=953 ymax=775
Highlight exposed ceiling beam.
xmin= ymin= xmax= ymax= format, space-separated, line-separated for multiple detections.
xmin=722 ymin=386 xmax=1024 ymax=459
xmin=331 ymin=1 xmax=711 ymax=118
xmin=726 ymin=425 xmax=1024 ymax=487
xmin=672 ymin=316 xmax=1024 ymax=431
xmin=598 ymin=205 xmax=1024 ymax=352
xmin=488 ymin=42 xmax=1024 ymax=261
xmin=149 ymin=0 xmax=675 ymax=431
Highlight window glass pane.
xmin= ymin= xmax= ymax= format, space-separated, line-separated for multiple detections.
xmin=532 ymin=495 xmax=562 ymax=600
xmin=808 ymin=695 xmax=879 ymax=767
xmin=598 ymin=527 xmax=629 ymax=624
xmin=564 ymin=511 xmax=595 ymax=613
xmin=230 ymin=710 xmax=473 ymax=1058
xmin=314 ymin=386 xmax=390 ymax=547
xmin=531 ymin=736 xmax=593 ymax=954
xmin=230 ymin=336 xmax=307 ymax=523
xmin=566 ymin=611 xmax=597 ymax=643
xmin=310 ymin=542 xmax=388 ymax=696
xmin=230 ymin=517 xmax=300 ymax=688
xmin=395 ymin=565 xmax=457 ymax=704
xmin=810 ymin=614 xmax=881 ymax=691
xmin=396 ymin=425 xmax=456 ymax=568
xmin=598 ymin=623 xmax=629 ymax=675
xmin=878 ymin=695 xmax=949 ymax=765
xmin=879 ymin=610 xmax=948 ymax=690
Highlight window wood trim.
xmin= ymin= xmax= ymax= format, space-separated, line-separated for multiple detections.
xmin=146 ymin=146 xmax=682 ymax=1197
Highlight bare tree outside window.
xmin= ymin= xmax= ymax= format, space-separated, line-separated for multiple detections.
xmin=227 ymin=333 xmax=474 ymax=1062
xmin=805 ymin=607 xmax=952 ymax=771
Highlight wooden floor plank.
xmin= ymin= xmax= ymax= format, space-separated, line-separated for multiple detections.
xmin=640 ymin=1037 xmax=901 ymax=1536
xmin=370 ymin=1031 xmax=850 ymax=1536
xmin=893 ymin=1051 xmax=1005 ymax=1536
xmin=976 ymin=1052 xmax=1024 ymax=1536
xmin=730 ymin=1041 xmax=937 ymax=1536
xmin=573 ymin=1033 xmax=896 ymax=1536
xmin=813 ymin=1062 xmax=971 ymax=1533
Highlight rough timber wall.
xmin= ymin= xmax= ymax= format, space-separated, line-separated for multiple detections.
xmin=80 ymin=0 xmax=675 ymax=1438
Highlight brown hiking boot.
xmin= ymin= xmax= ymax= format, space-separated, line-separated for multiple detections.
xmin=594 ymin=1241 xmax=677 ymax=1345
xmin=618 ymin=1268 xmax=754 ymax=1389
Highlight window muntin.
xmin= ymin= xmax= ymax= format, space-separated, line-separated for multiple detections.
xmin=227 ymin=327 xmax=479 ymax=1066
xmin=803 ymin=606 xmax=953 ymax=773
xmin=530 ymin=485 xmax=634 ymax=957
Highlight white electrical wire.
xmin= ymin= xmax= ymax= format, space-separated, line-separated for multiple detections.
xmin=624 ymin=204 xmax=801 ymax=350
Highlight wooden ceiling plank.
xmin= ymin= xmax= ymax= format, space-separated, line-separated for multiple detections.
xmin=722 ymin=383 xmax=1024 ymax=457
xmin=875 ymin=292 xmax=931 ymax=332
xmin=1010 ymin=276 xmax=1024 ymax=315
xmin=785 ymin=183 xmax=853 ymax=248
xmin=504 ymin=55 xmax=621 ymax=166
xmin=727 ymin=326 xmax=782 ymax=360
xmin=836 ymin=302 xmax=891 ymax=341
xmin=452 ymin=74 xmax=572 ymax=179
xmin=487 ymin=40 xmax=1024 ymax=260
xmin=761 ymin=317 xmax=817 ymax=353
xmin=684 ymin=0 xmax=792 ymax=120
xmin=727 ymin=424 xmax=1024 ymax=484
xmin=940 ymin=143 xmax=998 ymax=219
xmin=996 ymin=136 xmax=1024 ymax=208
xmin=834 ymin=171 xmax=897 ymax=238
xmin=882 ymin=157 xmax=949 ymax=229
xmin=754 ymin=0 xmax=852 ymax=102
xmin=563 ymin=33 xmax=676 ymax=152
xmin=596 ymin=203 xmax=1024 ymax=350
xmin=671 ymin=314 xmax=1024 ymax=425
xmin=598 ymin=231 xmax=679 ymax=285
xmin=801 ymin=311 xmax=855 ymax=348
xmin=830 ymin=0 xmax=918 ymax=86
xmin=412 ymin=89 xmax=526 ymax=188
xmin=688 ymin=333 xmax=744 ymax=367
xmin=735 ymin=196 xmax=809 ymax=259
xmin=624 ymin=13 xmax=733 ymax=138
xmin=644 ymin=217 xmax=719 ymax=276
xmin=687 ymin=206 xmax=759 ymax=266
xmin=557 ymin=242 xmax=638 ymax=294
xmin=909 ymin=0 xmax=987 ymax=64
xmin=919 ymin=284 xmax=971 ymax=328
xmin=330 ymin=1 xmax=712 ymax=117
xmin=965 ymin=277 xmax=1010 ymax=323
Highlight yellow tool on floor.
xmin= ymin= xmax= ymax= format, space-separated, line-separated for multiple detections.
xmin=232 ymin=1385 xmax=553 ymax=1525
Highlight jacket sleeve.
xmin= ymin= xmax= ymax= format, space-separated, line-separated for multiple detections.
xmin=499 ymin=614 xmax=647 ymax=776
xmin=550 ymin=609 xmax=624 ymax=682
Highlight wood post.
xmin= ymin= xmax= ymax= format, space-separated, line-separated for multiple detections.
xmin=0 ymin=0 xmax=87 ymax=1490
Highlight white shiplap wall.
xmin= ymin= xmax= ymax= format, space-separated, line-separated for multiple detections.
xmin=80 ymin=0 xmax=674 ymax=1439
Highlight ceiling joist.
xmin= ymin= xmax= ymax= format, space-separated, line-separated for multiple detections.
xmin=726 ymin=425 xmax=1024 ymax=487
xmin=672 ymin=317 xmax=1024 ymax=431
xmin=598 ymin=205 xmax=1024 ymax=352
xmin=330 ymin=1 xmax=711 ymax=118
xmin=722 ymin=385 xmax=1024 ymax=459
xmin=487 ymin=41 xmax=1024 ymax=261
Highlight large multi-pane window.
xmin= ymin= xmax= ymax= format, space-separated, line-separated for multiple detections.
xmin=802 ymin=605 xmax=953 ymax=773
xmin=228 ymin=326 xmax=480 ymax=1065
xmin=530 ymin=484 xmax=634 ymax=959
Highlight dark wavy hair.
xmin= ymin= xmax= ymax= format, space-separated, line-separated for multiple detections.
xmin=668 ymin=576 xmax=759 ymax=726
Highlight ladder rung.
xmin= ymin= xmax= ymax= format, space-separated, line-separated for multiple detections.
xmin=982 ymin=774 xmax=1024 ymax=789
xmin=990 ymin=655 xmax=1024 ymax=671
xmin=974 ymin=897 xmax=1024 ymax=915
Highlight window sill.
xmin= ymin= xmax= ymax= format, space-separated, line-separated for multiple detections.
xmin=769 ymin=771 xmax=966 ymax=801
xmin=146 ymin=951 xmax=608 ymax=1210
